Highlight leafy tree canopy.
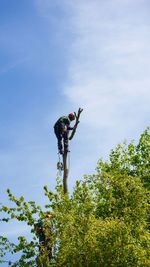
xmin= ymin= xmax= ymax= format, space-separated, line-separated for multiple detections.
xmin=0 ymin=127 xmax=150 ymax=266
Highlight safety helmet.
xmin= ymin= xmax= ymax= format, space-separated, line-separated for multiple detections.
xmin=44 ymin=212 xmax=52 ymax=219
xmin=68 ymin=112 xmax=75 ymax=121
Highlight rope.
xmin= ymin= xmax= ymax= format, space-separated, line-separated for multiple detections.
xmin=56 ymin=138 xmax=71 ymax=178
xmin=57 ymin=153 xmax=63 ymax=177
xmin=56 ymin=150 xmax=71 ymax=177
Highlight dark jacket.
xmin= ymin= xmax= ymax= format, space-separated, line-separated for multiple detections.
xmin=54 ymin=116 xmax=73 ymax=130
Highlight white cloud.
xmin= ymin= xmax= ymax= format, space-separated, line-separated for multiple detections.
xmin=62 ymin=0 xmax=150 ymax=132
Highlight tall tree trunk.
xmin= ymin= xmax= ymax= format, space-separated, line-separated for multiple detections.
xmin=63 ymin=151 xmax=69 ymax=194
xmin=62 ymin=108 xmax=83 ymax=194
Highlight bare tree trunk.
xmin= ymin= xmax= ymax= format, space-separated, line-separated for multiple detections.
xmin=63 ymin=151 xmax=69 ymax=194
xmin=62 ymin=108 xmax=83 ymax=194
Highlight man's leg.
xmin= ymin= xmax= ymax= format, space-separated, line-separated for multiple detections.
xmin=63 ymin=131 xmax=69 ymax=153
xmin=54 ymin=125 xmax=63 ymax=153
xmin=58 ymin=138 xmax=63 ymax=154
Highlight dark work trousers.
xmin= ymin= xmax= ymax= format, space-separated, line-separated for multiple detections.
xmin=54 ymin=123 xmax=69 ymax=152
xmin=39 ymin=235 xmax=52 ymax=261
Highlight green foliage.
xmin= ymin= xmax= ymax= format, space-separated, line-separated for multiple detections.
xmin=50 ymin=174 xmax=149 ymax=267
xmin=0 ymin=128 xmax=150 ymax=266
xmin=101 ymin=127 xmax=150 ymax=190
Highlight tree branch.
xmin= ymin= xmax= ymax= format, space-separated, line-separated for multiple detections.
xmin=69 ymin=108 xmax=83 ymax=140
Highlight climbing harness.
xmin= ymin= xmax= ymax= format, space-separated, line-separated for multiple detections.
xmin=57 ymin=161 xmax=63 ymax=170
xmin=56 ymin=150 xmax=71 ymax=177
xmin=57 ymin=153 xmax=63 ymax=177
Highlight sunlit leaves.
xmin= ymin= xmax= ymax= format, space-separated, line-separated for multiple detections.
xmin=0 ymin=127 xmax=149 ymax=266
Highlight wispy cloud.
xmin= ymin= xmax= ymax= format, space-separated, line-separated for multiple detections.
xmin=62 ymin=0 xmax=150 ymax=131
xmin=33 ymin=0 xmax=150 ymax=179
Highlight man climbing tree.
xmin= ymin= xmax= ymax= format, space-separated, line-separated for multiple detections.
xmin=54 ymin=112 xmax=76 ymax=154
xmin=34 ymin=212 xmax=53 ymax=263
xmin=54 ymin=108 xmax=83 ymax=194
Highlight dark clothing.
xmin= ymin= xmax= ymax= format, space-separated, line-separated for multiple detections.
xmin=35 ymin=219 xmax=52 ymax=261
xmin=54 ymin=116 xmax=73 ymax=153
xmin=54 ymin=116 xmax=73 ymax=130
xmin=55 ymin=116 xmax=70 ymax=127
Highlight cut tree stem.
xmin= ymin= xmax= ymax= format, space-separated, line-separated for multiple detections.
xmin=62 ymin=108 xmax=83 ymax=194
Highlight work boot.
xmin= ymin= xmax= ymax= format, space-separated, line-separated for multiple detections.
xmin=59 ymin=149 xmax=64 ymax=155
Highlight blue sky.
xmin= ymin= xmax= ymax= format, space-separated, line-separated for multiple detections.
xmin=0 ymin=0 xmax=150 ymax=264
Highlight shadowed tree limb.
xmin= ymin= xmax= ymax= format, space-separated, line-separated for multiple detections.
xmin=63 ymin=152 xmax=69 ymax=194
xmin=69 ymin=108 xmax=83 ymax=141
